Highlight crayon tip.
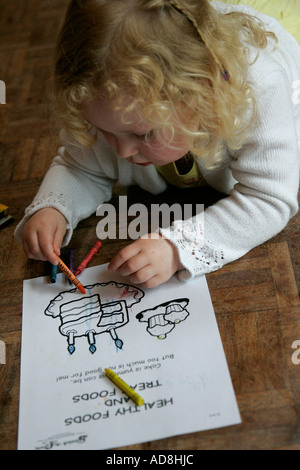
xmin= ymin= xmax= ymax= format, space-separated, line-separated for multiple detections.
xmin=135 ymin=396 xmax=145 ymax=406
xmin=78 ymin=284 xmax=86 ymax=294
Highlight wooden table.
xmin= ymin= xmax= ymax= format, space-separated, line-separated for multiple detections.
xmin=0 ymin=0 xmax=300 ymax=450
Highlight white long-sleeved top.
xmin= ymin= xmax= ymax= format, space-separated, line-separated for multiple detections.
xmin=15 ymin=2 xmax=300 ymax=280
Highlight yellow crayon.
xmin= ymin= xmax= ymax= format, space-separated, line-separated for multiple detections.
xmin=105 ymin=368 xmax=144 ymax=406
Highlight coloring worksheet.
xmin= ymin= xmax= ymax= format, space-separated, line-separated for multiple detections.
xmin=18 ymin=263 xmax=241 ymax=450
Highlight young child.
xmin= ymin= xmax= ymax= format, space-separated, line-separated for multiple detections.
xmin=15 ymin=0 xmax=300 ymax=288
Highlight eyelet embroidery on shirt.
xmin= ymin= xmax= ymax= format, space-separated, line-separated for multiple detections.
xmin=162 ymin=219 xmax=225 ymax=274
xmin=25 ymin=192 xmax=68 ymax=213
xmin=191 ymin=241 xmax=225 ymax=271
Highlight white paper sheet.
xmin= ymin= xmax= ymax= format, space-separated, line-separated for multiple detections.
xmin=18 ymin=263 xmax=241 ymax=450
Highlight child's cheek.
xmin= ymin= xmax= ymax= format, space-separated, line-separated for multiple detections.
xmin=147 ymin=140 xmax=189 ymax=162
xmin=101 ymin=130 xmax=117 ymax=149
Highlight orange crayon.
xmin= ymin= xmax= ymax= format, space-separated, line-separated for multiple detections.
xmin=56 ymin=256 xmax=86 ymax=294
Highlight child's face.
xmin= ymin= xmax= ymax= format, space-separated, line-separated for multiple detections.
xmin=83 ymin=98 xmax=190 ymax=167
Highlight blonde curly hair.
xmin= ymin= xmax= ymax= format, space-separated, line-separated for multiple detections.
xmin=52 ymin=0 xmax=277 ymax=167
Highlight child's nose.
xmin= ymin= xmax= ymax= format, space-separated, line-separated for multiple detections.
xmin=116 ymin=135 xmax=139 ymax=159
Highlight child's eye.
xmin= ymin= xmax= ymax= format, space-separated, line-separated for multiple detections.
xmin=137 ymin=130 xmax=155 ymax=142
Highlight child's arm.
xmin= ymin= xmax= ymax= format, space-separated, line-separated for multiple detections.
xmin=15 ymin=130 xmax=118 ymax=258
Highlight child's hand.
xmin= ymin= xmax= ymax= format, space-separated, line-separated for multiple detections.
xmin=22 ymin=208 xmax=67 ymax=265
xmin=108 ymin=233 xmax=180 ymax=288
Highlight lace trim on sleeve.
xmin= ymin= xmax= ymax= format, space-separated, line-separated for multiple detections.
xmin=24 ymin=192 xmax=69 ymax=215
xmin=14 ymin=192 xmax=73 ymax=246
xmin=160 ymin=218 xmax=225 ymax=280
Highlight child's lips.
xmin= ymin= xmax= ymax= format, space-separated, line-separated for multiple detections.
xmin=133 ymin=161 xmax=153 ymax=166
xmin=127 ymin=157 xmax=153 ymax=166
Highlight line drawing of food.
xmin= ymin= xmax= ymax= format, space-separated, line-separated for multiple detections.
xmin=135 ymin=298 xmax=190 ymax=339
xmin=44 ymin=281 xmax=144 ymax=354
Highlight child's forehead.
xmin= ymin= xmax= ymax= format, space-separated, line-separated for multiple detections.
xmin=83 ymin=97 xmax=153 ymax=132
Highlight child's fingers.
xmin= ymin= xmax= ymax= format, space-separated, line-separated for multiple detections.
xmin=48 ymin=251 xmax=61 ymax=266
xmin=53 ymin=225 xmax=66 ymax=258
xmin=21 ymin=208 xmax=67 ymax=263
xmin=23 ymin=231 xmax=47 ymax=261
xmin=127 ymin=265 xmax=155 ymax=285
xmin=37 ymin=229 xmax=59 ymax=264
xmin=138 ymin=274 xmax=162 ymax=289
xmin=114 ymin=252 xmax=149 ymax=276
xmin=23 ymin=227 xmax=59 ymax=264
xmin=22 ymin=236 xmax=38 ymax=260
xmin=108 ymin=243 xmax=141 ymax=272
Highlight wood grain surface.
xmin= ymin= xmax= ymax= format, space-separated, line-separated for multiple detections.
xmin=0 ymin=0 xmax=299 ymax=450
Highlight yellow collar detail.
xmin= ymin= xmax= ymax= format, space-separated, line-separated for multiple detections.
xmin=155 ymin=159 xmax=207 ymax=188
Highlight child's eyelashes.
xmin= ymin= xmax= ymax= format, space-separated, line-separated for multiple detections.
xmin=136 ymin=129 xmax=155 ymax=142
xmin=98 ymin=126 xmax=157 ymax=147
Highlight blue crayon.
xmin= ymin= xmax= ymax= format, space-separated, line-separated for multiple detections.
xmin=50 ymin=264 xmax=57 ymax=283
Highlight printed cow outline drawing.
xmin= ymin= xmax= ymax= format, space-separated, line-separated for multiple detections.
xmin=44 ymin=282 xmax=191 ymax=355
xmin=44 ymin=281 xmax=145 ymax=354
